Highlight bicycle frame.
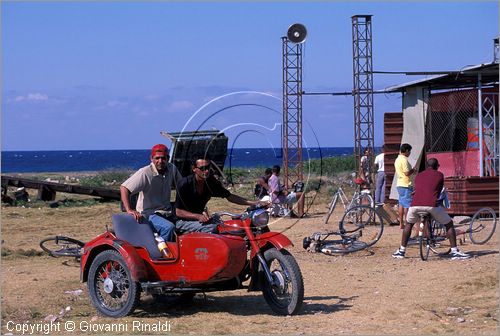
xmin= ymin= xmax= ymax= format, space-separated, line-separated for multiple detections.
xmin=324 ymin=185 xmax=374 ymax=225
xmin=418 ymin=213 xmax=449 ymax=261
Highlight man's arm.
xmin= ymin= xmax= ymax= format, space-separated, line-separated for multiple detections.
xmin=226 ymin=193 xmax=261 ymax=206
xmin=120 ymin=186 xmax=141 ymax=221
xmin=175 ymin=208 xmax=209 ymax=222
xmin=403 ymin=167 xmax=415 ymax=176
xmin=401 ymin=158 xmax=415 ymax=176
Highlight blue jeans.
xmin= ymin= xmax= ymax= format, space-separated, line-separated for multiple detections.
xmin=175 ymin=219 xmax=218 ymax=234
xmin=147 ymin=214 xmax=175 ymax=242
xmin=375 ymin=171 xmax=386 ymax=204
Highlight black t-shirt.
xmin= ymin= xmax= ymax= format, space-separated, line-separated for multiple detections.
xmin=254 ymin=176 xmax=269 ymax=198
xmin=175 ymin=174 xmax=231 ymax=218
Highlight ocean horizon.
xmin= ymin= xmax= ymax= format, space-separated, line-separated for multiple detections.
xmin=1 ymin=147 xmax=359 ymax=173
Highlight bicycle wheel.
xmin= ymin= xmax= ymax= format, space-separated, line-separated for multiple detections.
xmin=428 ymin=220 xmax=450 ymax=255
xmin=319 ymin=239 xmax=368 ymax=255
xmin=340 ymin=205 xmax=384 ymax=248
xmin=353 ymin=193 xmax=374 ymax=208
xmin=419 ymin=236 xmax=430 ymax=261
xmin=469 ymin=207 xmax=497 ymax=244
xmin=39 ymin=236 xmax=85 ymax=258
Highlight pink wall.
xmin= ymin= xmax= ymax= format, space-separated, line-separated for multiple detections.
xmin=427 ymin=151 xmax=479 ymax=177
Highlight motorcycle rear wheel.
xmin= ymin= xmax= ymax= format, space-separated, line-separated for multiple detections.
xmin=261 ymin=248 xmax=304 ymax=315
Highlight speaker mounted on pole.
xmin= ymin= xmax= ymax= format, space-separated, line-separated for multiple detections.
xmin=287 ymin=23 xmax=307 ymax=44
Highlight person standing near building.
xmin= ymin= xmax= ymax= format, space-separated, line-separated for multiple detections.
xmin=374 ymin=146 xmax=386 ymax=205
xmin=120 ymin=144 xmax=182 ymax=251
xmin=394 ymin=143 xmax=415 ymax=229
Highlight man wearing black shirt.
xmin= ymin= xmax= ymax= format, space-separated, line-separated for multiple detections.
xmin=175 ymin=157 xmax=265 ymax=234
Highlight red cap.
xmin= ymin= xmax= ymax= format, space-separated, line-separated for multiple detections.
xmin=151 ymin=144 xmax=168 ymax=157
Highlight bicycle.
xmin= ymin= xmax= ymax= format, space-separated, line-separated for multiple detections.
xmin=324 ymin=178 xmax=374 ymax=224
xmin=39 ymin=235 xmax=85 ymax=259
xmin=417 ymin=212 xmax=450 ymax=261
xmin=304 ymin=205 xmax=384 ymax=254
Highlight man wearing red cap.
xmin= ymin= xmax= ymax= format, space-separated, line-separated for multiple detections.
xmin=120 ymin=144 xmax=182 ymax=248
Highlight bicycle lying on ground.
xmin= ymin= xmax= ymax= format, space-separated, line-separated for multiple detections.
xmin=460 ymin=207 xmax=497 ymax=245
xmin=40 ymin=236 xmax=85 ymax=259
xmin=304 ymin=205 xmax=384 ymax=254
xmin=323 ymin=178 xmax=374 ymax=225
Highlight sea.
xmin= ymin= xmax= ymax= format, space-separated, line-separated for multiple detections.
xmin=1 ymin=147 xmax=354 ymax=173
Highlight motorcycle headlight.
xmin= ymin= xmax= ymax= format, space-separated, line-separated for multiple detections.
xmin=251 ymin=209 xmax=269 ymax=227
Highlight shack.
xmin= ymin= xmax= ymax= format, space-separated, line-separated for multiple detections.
xmin=160 ymin=130 xmax=228 ymax=177
xmin=383 ymin=61 xmax=499 ymax=215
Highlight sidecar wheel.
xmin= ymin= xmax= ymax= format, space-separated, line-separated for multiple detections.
xmin=88 ymin=250 xmax=140 ymax=317
xmin=261 ymin=248 xmax=304 ymax=315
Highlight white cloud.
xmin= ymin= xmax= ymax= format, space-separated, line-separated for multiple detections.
xmin=143 ymin=94 xmax=160 ymax=101
xmin=106 ymin=100 xmax=128 ymax=107
xmin=168 ymin=100 xmax=193 ymax=112
xmin=14 ymin=93 xmax=49 ymax=102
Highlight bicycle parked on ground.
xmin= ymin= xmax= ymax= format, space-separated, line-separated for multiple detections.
xmin=323 ymin=177 xmax=374 ymax=225
xmin=304 ymin=205 xmax=384 ymax=254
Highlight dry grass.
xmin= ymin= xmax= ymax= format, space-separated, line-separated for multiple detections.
xmin=1 ymin=183 xmax=499 ymax=335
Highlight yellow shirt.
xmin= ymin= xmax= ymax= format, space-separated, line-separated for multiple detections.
xmin=394 ymin=154 xmax=412 ymax=187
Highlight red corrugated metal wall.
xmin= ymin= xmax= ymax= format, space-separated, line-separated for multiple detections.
xmin=383 ymin=112 xmax=403 ymax=205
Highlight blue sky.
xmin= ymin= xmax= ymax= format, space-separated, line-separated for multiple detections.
xmin=2 ymin=1 xmax=498 ymax=151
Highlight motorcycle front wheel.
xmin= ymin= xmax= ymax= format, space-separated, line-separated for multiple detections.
xmin=261 ymin=248 xmax=304 ymax=315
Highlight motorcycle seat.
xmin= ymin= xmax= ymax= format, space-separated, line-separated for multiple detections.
xmin=111 ymin=213 xmax=162 ymax=259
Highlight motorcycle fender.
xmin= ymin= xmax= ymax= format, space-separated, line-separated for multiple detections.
xmin=112 ymin=240 xmax=148 ymax=282
xmin=82 ymin=240 xmax=147 ymax=283
xmin=250 ymin=232 xmax=293 ymax=259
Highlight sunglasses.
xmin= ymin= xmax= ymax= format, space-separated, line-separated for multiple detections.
xmin=153 ymin=156 xmax=168 ymax=160
xmin=196 ymin=165 xmax=211 ymax=171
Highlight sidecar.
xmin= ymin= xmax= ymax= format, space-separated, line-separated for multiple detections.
xmin=80 ymin=213 xmax=248 ymax=317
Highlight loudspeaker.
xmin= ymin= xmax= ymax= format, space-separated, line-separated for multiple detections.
xmin=287 ymin=23 xmax=307 ymax=44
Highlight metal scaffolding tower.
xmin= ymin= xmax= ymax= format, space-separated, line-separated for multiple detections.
xmin=352 ymin=15 xmax=375 ymax=173
xmin=282 ymin=36 xmax=304 ymax=190
xmin=494 ymin=37 xmax=499 ymax=63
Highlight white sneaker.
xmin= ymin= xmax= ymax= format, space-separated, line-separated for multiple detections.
xmin=450 ymin=250 xmax=471 ymax=260
xmin=392 ymin=249 xmax=405 ymax=259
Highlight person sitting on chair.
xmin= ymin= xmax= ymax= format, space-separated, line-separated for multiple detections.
xmin=254 ymin=167 xmax=272 ymax=200
xmin=175 ymin=157 xmax=268 ymax=234
xmin=268 ymin=165 xmax=304 ymax=217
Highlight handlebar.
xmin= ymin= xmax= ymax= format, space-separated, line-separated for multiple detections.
xmin=212 ymin=204 xmax=267 ymax=220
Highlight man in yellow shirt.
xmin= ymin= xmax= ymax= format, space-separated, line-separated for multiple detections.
xmin=394 ymin=143 xmax=415 ymax=229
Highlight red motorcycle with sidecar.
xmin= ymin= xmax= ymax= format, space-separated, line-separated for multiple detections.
xmin=40 ymin=205 xmax=304 ymax=317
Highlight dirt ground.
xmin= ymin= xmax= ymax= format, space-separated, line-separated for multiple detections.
xmin=1 ymin=192 xmax=498 ymax=335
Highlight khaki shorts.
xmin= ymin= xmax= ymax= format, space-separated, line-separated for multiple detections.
xmin=406 ymin=206 xmax=452 ymax=225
